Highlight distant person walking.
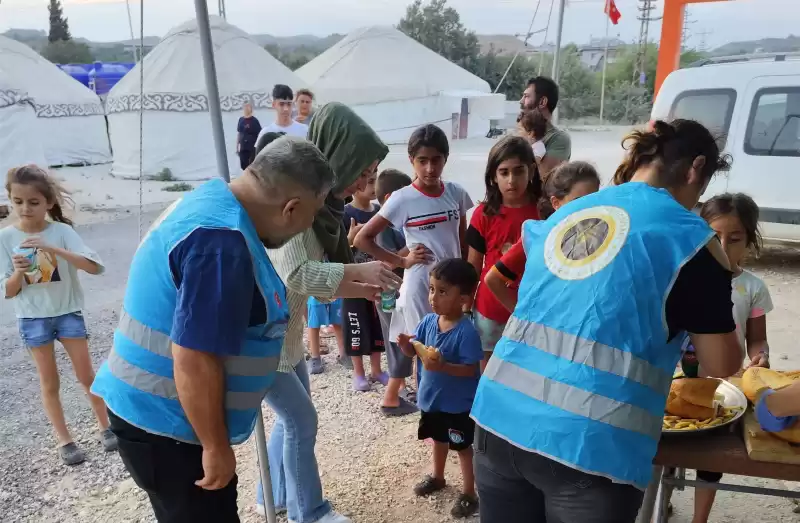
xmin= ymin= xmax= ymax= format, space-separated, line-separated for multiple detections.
xmin=91 ymin=137 xmax=336 ymax=522
xmin=519 ymin=76 xmax=572 ymax=176
xmin=1 ymin=165 xmax=116 ymax=467
xmin=294 ymin=89 xmax=315 ymax=124
xmin=236 ymin=102 xmax=262 ymax=170
xmin=258 ymin=84 xmax=309 ymax=140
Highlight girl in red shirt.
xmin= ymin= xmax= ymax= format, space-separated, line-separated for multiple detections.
xmin=486 ymin=161 xmax=601 ymax=314
xmin=466 ymin=136 xmax=541 ymax=371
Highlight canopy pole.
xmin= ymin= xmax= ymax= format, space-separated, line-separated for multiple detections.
xmin=193 ymin=0 xmax=230 ymax=182
xmin=255 ymin=407 xmax=278 ymax=523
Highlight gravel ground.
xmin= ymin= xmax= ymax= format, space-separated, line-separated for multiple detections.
xmin=2 ymin=210 xmax=800 ymax=522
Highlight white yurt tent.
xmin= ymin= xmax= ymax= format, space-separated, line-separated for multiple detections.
xmin=107 ymin=16 xmax=307 ymax=180
xmin=0 ymin=84 xmax=47 ymax=207
xmin=0 ymin=36 xmax=111 ymax=167
xmin=296 ymin=26 xmax=505 ymax=144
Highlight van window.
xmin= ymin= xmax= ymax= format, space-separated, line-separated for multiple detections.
xmin=745 ymin=87 xmax=800 ymax=157
xmin=669 ymin=89 xmax=736 ymax=146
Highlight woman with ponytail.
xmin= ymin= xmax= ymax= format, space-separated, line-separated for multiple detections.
xmin=472 ymin=120 xmax=744 ymax=523
xmin=1 ymin=165 xmax=115 ymax=466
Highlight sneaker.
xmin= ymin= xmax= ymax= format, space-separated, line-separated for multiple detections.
xmin=255 ymin=503 xmax=287 ymax=516
xmin=352 ymin=375 xmax=371 ymax=392
xmin=290 ymin=510 xmax=351 ymax=523
xmin=58 ymin=442 xmax=86 ymax=466
xmin=413 ymin=475 xmax=446 ymax=497
xmin=100 ymin=428 xmax=118 ymax=452
xmin=337 ymin=356 xmax=353 ymax=370
xmin=309 ymin=357 xmax=324 ymax=375
xmin=380 ymin=397 xmax=418 ymax=417
xmin=369 ymin=371 xmax=389 ymax=386
xmin=450 ymin=493 xmax=479 ymax=518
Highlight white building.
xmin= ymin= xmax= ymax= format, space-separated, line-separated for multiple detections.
xmin=106 ymin=16 xmax=307 ymax=180
xmin=296 ymin=26 xmax=505 ymax=144
xmin=0 ymin=35 xmax=111 ymax=167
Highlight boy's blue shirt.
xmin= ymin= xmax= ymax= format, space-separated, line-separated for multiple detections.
xmin=415 ymin=313 xmax=483 ymax=413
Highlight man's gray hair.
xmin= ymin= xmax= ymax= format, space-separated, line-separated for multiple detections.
xmin=249 ymin=135 xmax=335 ymax=196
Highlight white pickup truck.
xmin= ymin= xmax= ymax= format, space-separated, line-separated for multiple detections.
xmin=651 ymin=54 xmax=800 ymax=241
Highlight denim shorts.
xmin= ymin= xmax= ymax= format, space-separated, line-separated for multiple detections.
xmin=18 ymin=312 xmax=87 ymax=348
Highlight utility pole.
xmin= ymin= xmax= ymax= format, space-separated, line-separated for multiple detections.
xmin=681 ymin=9 xmax=696 ymax=51
xmin=696 ymin=29 xmax=711 ymax=53
xmin=218 ymin=0 xmax=227 ymax=20
xmin=624 ymin=0 xmax=660 ymax=123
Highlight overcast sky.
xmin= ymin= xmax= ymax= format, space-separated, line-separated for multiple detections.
xmin=0 ymin=0 xmax=796 ymax=50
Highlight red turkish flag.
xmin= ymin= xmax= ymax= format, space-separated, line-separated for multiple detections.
xmin=605 ymin=0 xmax=621 ymax=25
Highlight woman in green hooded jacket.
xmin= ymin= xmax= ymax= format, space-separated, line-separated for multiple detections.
xmin=258 ymin=103 xmax=400 ymax=523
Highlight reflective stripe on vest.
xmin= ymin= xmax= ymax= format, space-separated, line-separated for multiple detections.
xmin=113 ymin=310 xmax=280 ymax=411
xmin=503 ymin=316 xmax=672 ymax=394
xmin=118 ymin=310 xmax=281 ymax=381
xmin=482 ymin=353 xmax=660 ymax=440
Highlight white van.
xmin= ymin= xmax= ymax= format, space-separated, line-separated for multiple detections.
xmin=651 ymin=55 xmax=800 ymax=241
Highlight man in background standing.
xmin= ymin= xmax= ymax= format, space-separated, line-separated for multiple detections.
xmin=520 ymin=76 xmax=571 ymax=175
xmin=259 ymin=84 xmax=309 ymax=140
xmin=294 ymin=89 xmax=315 ymax=124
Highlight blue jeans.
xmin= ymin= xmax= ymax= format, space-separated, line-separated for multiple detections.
xmin=257 ymin=359 xmax=331 ymax=522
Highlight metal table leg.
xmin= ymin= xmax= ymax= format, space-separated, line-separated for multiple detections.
xmin=637 ymin=466 xmax=663 ymax=523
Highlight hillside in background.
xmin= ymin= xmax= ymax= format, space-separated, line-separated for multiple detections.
xmin=4 ymin=26 xmax=798 ymax=62
xmin=711 ymin=34 xmax=800 ymax=56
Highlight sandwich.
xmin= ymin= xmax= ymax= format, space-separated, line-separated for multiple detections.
xmin=665 ymin=378 xmax=721 ymax=420
xmin=411 ymin=340 xmax=441 ymax=363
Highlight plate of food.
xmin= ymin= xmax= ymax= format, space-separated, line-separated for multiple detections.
xmin=662 ymin=377 xmax=747 ymax=434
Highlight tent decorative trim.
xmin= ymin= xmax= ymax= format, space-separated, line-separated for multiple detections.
xmin=0 ymin=88 xmax=31 ymax=107
xmin=34 ymin=102 xmax=105 ymax=118
xmin=106 ymin=91 xmax=274 ymax=114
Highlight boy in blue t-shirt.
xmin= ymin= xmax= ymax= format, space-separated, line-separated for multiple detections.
xmin=397 ymin=258 xmax=482 ymax=518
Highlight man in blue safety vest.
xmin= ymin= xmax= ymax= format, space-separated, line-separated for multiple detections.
xmin=91 ymin=136 xmax=335 ymax=522
xmin=471 ymin=119 xmax=743 ymax=523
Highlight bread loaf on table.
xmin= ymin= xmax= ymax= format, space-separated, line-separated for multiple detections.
xmin=741 ymin=367 xmax=800 ymax=443
xmin=742 ymin=367 xmax=799 ymax=403
xmin=665 ymin=378 xmax=721 ymax=419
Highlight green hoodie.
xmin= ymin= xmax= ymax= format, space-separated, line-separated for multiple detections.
xmin=308 ymin=102 xmax=389 ymax=264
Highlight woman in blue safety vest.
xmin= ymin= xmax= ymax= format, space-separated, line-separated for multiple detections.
xmin=470 ymin=119 xmax=744 ymax=523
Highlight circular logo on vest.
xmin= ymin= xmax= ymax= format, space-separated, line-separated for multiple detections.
xmin=544 ymin=206 xmax=630 ymax=280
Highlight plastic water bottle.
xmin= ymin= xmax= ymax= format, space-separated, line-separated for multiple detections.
xmin=380 ymin=288 xmax=397 ymax=312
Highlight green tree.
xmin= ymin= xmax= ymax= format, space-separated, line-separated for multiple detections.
xmin=48 ymin=0 xmax=71 ymax=43
xmin=679 ymin=49 xmax=708 ymax=67
xmin=42 ymin=39 xmax=92 ymax=64
xmin=397 ymin=0 xmax=481 ymax=72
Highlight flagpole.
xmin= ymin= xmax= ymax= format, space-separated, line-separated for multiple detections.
xmin=600 ymin=13 xmax=610 ymax=124
xmin=550 ymin=0 xmax=567 ymax=125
